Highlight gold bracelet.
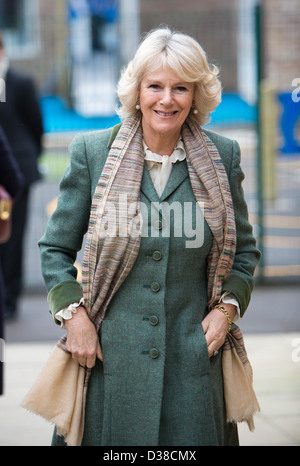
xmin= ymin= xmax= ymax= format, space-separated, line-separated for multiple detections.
xmin=213 ymin=304 xmax=232 ymax=333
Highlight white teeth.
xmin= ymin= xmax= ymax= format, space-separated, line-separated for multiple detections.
xmin=156 ymin=111 xmax=176 ymax=116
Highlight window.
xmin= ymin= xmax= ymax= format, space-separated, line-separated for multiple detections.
xmin=0 ymin=0 xmax=40 ymax=59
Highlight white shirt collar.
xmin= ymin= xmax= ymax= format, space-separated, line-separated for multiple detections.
xmin=0 ymin=56 xmax=9 ymax=80
xmin=143 ymin=138 xmax=186 ymax=165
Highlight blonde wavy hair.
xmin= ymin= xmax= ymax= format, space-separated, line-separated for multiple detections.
xmin=116 ymin=27 xmax=222 ymax=126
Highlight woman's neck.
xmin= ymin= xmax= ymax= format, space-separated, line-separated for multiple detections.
xmin=142 ymin=126 xmax=181 ymax=156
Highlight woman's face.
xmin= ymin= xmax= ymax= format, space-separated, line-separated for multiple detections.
xmin=139 ymin=67 xmax=194 ymax=142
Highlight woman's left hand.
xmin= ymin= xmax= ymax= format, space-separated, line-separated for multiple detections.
xmin=202 ymin=304 xmax=237 ymax=357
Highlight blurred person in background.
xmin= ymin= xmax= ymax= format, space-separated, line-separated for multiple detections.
xmin=0 ymin=125 xmax=24 ymax=394
xmin=23 ymin=28 xmax=260 ymax=446
xmin=0 ymin=31 xmax=44 ymax=321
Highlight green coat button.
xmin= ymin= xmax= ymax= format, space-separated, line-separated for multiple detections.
xmin=150 ymin=348 xmax=159 ymax=359
xmin=149 ymin=315 xmax=159 ymax=325
xmin=152 ymin=251 xmax=162 ymax=261
xmin=151 ymin=282 xmax=160 ymax=292
xmin=154 ymin=220 xmax=163 ymax=230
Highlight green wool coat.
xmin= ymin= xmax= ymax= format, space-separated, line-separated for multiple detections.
xmin=39 ymin=124 xmax=261 ymax=446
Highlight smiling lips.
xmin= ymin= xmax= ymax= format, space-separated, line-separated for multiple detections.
xmin=154 ymin=110 xmax=178 ymax=117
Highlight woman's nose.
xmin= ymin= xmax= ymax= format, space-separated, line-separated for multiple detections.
xmin=160 ymin=88 xmax=173 ymax=105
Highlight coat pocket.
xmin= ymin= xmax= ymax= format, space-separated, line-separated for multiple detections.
xmin=99 ymin=318 xmax=114 ymax=376
xmin=192 ymin=322 xmax=211 ymax=377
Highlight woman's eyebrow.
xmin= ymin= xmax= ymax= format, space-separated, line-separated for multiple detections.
xmin=143 ymin=79 xmax=188 ymax=87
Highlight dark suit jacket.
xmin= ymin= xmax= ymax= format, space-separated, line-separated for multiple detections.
xmin=0 ymin=125 xmax=24 ymax=197
xmin=0 ymin=125 xmax=24 ymax=394
xmin=0 ymin=68 xmax=44 ymax=185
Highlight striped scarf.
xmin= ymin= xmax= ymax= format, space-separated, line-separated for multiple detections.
xmin=22 ymin=115 xmax=259 ymax=445
xmin=81 ymin=115 xmax=236 ymax=330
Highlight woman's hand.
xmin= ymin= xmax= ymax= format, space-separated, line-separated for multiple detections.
xmin=202 ymin=303 xmax=237 ymax=357
xmin=65 ymin=306 xmax=103 ymax=368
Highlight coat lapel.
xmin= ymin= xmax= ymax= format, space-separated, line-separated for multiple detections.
xmin=140 ymin=165 xmax=160 ymax=203
xmin=160 ymin=160 xmax=189 ymax=201
xmin=108 ymin=123 xmax=190 ymax=203
xmin=140 ymin=160 xmax=189 ymax=202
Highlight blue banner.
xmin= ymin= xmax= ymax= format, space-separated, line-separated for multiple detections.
xmin=69 ymin=0 xmax=118 ymax=22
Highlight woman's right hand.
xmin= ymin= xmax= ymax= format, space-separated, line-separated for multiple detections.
xmin=65 ymin=306 xmax=103 ymax=368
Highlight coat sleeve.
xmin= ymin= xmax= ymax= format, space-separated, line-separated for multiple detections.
xmin=38 ymin=133 xmax=92 ymax=322
xmin=221 ymin=140 xmax=261 ymax=316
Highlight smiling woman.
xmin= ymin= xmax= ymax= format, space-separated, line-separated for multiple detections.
xmin=117 ymin=27 xmax=222 ymax=128
xmin=23 ymin=26 xmax=261 ymax=447
xmin=139 ymin=68 xmax=195 ymax=155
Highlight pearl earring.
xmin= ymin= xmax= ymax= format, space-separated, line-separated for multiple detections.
xmin=136 ymin=103 xmax=140 ymax=110
xmin=192 ymin=102 xmax=198 ymax=114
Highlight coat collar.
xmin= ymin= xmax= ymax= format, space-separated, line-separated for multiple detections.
xmin=107 ymin=122 xmax=122 ymax=148
xmin=108 ymin=122 xmax=189 ymax=202
xmin=141 ymin=159 xmax=189 ymax=202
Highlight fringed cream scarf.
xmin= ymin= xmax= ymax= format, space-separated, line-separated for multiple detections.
xmin=22 ymin=116 xmax=259 ymax=445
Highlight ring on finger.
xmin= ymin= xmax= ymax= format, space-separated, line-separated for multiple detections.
xmin=213 ymin=350 xmax=219 ymax=356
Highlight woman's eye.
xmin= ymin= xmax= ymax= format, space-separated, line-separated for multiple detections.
xmin=149 ymin=84 xmax=160 ymax=90
xmin=175 ymin=86 xmax=187 ymax=92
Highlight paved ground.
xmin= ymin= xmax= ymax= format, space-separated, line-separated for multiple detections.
xmin=0 ymin=285 xmax=299 ymax=446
